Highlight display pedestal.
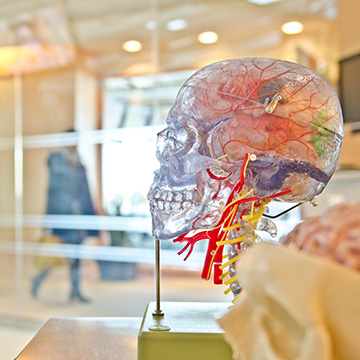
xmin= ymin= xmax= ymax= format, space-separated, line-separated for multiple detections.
xmin=16 ymin=303 xmax=234 ymax=359
xmin=138 ymin=301 xmax=233 ymax=360
xmin=16 ymin=317 xmax=142 ymax=360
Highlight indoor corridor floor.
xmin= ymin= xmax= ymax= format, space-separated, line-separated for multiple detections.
xmin=0 ymin=258 xmax=230 ymax=359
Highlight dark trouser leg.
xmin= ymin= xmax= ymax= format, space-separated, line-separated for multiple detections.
xmin=70 ymin=257 xmax=80 ymax=296
xmin=32 ymin=268 xmax=51 ymax=298
xmin=69 ymin=257 xmax=90 ymax=302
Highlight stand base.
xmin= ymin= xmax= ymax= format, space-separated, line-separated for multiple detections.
xmin=137 ymin=301 xmax=233 ymax=360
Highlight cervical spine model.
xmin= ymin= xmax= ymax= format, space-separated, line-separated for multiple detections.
xmin=148 ymin=58 xmax=344 ymax=296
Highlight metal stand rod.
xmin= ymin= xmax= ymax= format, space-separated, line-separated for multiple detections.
xmin=153 ymin=239 xmax=164 ymax=316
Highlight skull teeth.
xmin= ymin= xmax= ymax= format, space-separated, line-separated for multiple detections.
xmin=182 ymin=201 xmax=191 ymax=209
xmin=149 ymin=189 xmax=195 ymax=212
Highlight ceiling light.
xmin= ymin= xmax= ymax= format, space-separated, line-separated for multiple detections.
xmin=198 ymin=31 xmax=218 ymax=44
xmin=122 ymin=40 xmax=142 ymax=52
xmin=166 ymin=19 xmax=188 ymax=31
xmin=247 ymin=0 xmax=281 ymax=5
xmin=281 ymin=21 xmax=304 ymax=35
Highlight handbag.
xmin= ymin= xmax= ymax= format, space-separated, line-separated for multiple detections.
xmin=34 ymin=234 xmax=65 ymax=270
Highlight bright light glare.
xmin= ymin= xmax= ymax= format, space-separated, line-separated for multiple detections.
xmin=122 ymin=40 xmax=142 ymax=52
xmin=281 ymin=21 xmax=304 ymax=35
xmin=247 ymin=0 xmax=281 ymax=4
xmin=166 ymin=19 xmax=188 ymax=31
xmin=102 ymin=140 xmax=159 ymax=215
xmin=197 ymin=31 xmax=219 ymax=44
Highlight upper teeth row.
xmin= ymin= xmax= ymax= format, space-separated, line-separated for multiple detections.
xmin=149 ymin=189 xmax=195 ymax=202
xmin=149 ymin=189 xmax=196 ymax=211
xmin=151 ymin=200 xmax=192 ymax=211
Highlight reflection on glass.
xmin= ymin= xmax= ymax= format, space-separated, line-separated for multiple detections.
xmin=0 ymin=6 xmax=74 ymax=77
xmin=103 ymin=70 xmax=195 ymax=129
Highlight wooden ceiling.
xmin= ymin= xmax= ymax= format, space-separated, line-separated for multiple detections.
xmin=0 ymin=0 xmax=339 ymax=77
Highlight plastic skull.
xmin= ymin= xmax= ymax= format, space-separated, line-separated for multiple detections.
xmin=218 ymin=242 xmax=360 ymax=360
xmin=148 ymin=58 xmax=343 ymax=242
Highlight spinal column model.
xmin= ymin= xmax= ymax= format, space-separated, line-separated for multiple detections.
xmin=148 ymin=58 xmax=343 ymax=297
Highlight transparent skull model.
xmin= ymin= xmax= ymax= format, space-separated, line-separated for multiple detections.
xmin=148 ymin=58 xmax=343 ymax=292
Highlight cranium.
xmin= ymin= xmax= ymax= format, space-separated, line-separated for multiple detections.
xmin=218 ymin=241 xmax=360 ymax=360
xmin=148 ymin=58 xmax=343 ymax=283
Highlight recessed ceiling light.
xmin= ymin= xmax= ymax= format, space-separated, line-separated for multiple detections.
xmin=281 ymin=21 xmax=304 ymax=35
xmin=122 ymin=40 xmax=142 ymax=52
xmin=198 ymin=31 xmax=218 ymax=44
xmin=166 ymin=19 xmax=188 ymax=31
xmin=247 ymin=0 xmax=281 ymax=5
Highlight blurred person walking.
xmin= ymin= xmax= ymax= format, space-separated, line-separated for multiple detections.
xmin=32 ymin=130 xmax=99 ymax=302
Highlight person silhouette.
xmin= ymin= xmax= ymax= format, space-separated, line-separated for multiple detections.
xmin=32 ymin=130 xmax=99 ymax=302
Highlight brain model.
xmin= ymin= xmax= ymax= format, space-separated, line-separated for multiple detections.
xmin=148 ymin=57 xmax=344 ymax=291
xmin=282 ymin=202 xmax=360 ymax=271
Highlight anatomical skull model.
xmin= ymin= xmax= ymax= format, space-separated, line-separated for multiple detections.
xmin=148 ymin=58 xmax=343 ymax=296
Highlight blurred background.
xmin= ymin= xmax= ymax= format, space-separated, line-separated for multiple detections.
xmin=1 ymin=0 xmax=360 ymax=357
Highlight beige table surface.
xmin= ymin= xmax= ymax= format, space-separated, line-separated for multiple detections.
xmin=15 ymin=317 xmax=142 ymax=360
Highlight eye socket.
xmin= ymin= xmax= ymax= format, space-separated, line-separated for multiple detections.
xmin=156 ymin=126 xmax=188 ymax=153
xmin=173 ymin=120 xmax=185 ymax=132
